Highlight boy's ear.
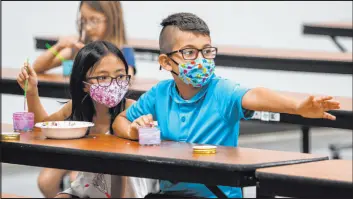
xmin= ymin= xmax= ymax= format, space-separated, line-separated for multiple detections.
xmin=158 ymin=54 xmax=172 ymax=71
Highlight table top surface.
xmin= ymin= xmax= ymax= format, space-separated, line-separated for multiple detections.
xmin=304 ymin=22 xmax=353 ymax=30
xmin=35 ymin=36 xmax=353 ymax=63
xmin=1 ymin=123 xmax=328 ymax=171
xmin=256 ymin=159 xmax=352 ymax=184
xmin=1 ymin=68 xmax=160 ymax=92
xmin=1 ymin=193 xmax=29 ymax=198
xmin=128 ymin=39 xmax=353 ymax=62
xmin=2 ymin=68 xmax=352 ymax=112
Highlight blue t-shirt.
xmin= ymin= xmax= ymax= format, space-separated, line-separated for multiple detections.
xmin=126 ymin=75 xmax=254 ymax=198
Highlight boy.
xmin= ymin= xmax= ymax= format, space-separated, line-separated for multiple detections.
xmin=113 ymin=13 xmax=340 ymax=198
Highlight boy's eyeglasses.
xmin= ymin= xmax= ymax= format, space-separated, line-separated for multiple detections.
xmin=86 ymin=75 xmax=131 ymax=87
xmin=166 ymin=47 xmax=218 ymax=60
xmin=77 ymin=18 xmax=107 ymax=29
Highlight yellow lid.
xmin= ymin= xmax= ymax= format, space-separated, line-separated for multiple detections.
xmin=192 ymin=145 xmax=217 ymax=154
xmin=1 ymin=132 xmax=20 ymax=141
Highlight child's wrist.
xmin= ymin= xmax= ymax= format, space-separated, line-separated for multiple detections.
xmin=27 ymin=88 xmax=39 ymax=97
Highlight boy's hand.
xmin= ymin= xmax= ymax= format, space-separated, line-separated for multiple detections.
xmin=296 ymin=96 xmax=341 ymax=120
xmin=17 ymin=62 xmax=39 ymax=96
xmin=128 ymin=114 xmax=154 ymax=137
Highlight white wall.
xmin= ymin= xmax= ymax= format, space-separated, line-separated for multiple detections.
xmin=2 ymin=1 xmax=352 ymax=65
xmin=1 ymin=1 xmax=352 ymax=123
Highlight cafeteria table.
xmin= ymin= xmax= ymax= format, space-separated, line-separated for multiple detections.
xmin=303 ymin=22 xmax=353 ymax=52
xmin=1 ymin=68 xmax=159 ymax=100
xmin=35 ymin=37 xmax=353 ymax=74
xmin=256 ymin=159 xmax=353 ymax=198
xmin=1 ymin=123 xmax=328 ymax=198
xmin=2 ymin=68 xmax=352 ymax=154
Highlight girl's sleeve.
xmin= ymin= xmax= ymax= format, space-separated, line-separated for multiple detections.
xmin=57 ymin=172 xmax=86 ymax=198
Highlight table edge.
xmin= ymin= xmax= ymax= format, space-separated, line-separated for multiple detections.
xmin=256 ymin=169 xmax=352 ymax=188
xmin=1 ymin=141 xmax=328 ymax=172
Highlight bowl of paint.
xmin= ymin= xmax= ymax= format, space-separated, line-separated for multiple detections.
xmin=62 ymin=60 xmax=74 ymax=76
xmin=13 ymin=112 xmax=34 ymax=132
xmin=35 ymin=121 xmax=94 ymax=139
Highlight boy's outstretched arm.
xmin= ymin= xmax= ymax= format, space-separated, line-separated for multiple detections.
xmin=242 ymin=87 xmax=341 ymax=120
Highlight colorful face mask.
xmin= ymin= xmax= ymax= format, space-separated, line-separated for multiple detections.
xmin=84 ymin=81 xmax=128 ymax=108
xmin=171 ymin=58 xmax=215 ymax=88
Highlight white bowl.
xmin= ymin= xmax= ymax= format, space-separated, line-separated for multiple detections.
xmin=35 ymin=121 xmax=95 ymax=139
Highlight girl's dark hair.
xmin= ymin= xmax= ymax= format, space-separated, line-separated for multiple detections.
xmin=67 ymin=40 xmax=129 ymax=134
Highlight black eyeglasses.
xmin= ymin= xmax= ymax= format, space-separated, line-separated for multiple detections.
xmin=86 ymin=75 xmax=131 ymax=87
xmin=166 ymin=47 xmax=218 ymax=60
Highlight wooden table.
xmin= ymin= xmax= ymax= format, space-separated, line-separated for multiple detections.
xmin=256 ymin=160 xmax=353 ymax=198
xmin=1 ymin=123 xmax=328 ymax=198
xmin=303 ymin=22 xmax=353 ymax=52
xmin=1 ymin=193 xmax=29 ymax=198
xmin=2 ymin=67 xmax=352 ymax=154
xmin=1 ymin=68 xmax=159 ymax=100
xmin=35 ymin=37 xmax=353 ymax=74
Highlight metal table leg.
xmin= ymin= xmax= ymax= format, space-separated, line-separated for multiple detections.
xmin=256 ymin=182 xmax=274 ymax=198
xmin=301 ymin=125 xmax=310 ymax=153
xmin=206 ymin=185 xmax=228 ymax=198
xmin=330 ymin=36 xmax=347 ymax=52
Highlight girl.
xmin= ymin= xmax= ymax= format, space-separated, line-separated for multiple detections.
xmin=17 ymin=41 xmax=157 ymax=198
xmin=32 ymin=1 xmax=136 ymax=76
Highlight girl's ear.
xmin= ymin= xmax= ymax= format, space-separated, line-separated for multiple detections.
xmin=83 ymin=82 xmax=90 ymax=93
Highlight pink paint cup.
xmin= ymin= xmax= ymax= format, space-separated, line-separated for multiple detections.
xmin=13 ymin=112 xmax=34 ymax=132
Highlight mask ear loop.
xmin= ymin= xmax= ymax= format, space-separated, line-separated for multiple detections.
xmin=81 ymin=81 xmax=91 ymax=104
xmin=162 ymin=56 xmax=180 ymax=76
xmin=81 ymin=93 xmax=89 ymax=104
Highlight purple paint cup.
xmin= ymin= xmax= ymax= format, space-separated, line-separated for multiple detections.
xmin=13 ymin=112 xmax=34 ymax=132
xmin=138 ymin=126 xmax=161 ymax=146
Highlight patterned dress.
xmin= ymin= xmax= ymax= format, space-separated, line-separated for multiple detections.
xmin=60 ymin=172 xmax=159 ymax=198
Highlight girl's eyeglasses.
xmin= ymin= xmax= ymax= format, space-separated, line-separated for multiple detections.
xmin=76 ymin=18 xmax=107 ymax=29
xmin=85 ymin=75 xmax=131 ymax=87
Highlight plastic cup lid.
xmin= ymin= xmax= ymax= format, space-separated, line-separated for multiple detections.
xmin=192 ymin=145 xmax=217 ymax=150
xmin=1 ymin=132 xmax=20 ymax=135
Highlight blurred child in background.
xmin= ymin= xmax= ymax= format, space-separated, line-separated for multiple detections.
xmin=33 ymin=1 xmax=136 ymax=77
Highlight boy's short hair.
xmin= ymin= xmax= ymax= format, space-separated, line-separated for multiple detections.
xmin=159 ymin=12 xmax=210 ymax=54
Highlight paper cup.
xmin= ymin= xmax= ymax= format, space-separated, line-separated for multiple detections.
xmin=13 ymin=112 xmax=34 ymax=132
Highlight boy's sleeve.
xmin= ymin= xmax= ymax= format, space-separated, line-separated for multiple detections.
xmin=126 ymin=85 xmax=157 ymax=122
xmin=216 ymin=79 xmax=254 ymax=122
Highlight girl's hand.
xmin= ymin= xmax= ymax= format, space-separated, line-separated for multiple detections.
xmin=16 ymin=62 xmax=39 ymax=96
xmin=57 ymin=36 xmax=85 ymax=50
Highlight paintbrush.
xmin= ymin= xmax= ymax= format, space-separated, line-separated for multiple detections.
xmin=24 ymin=58 xmax=29 ymax=112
